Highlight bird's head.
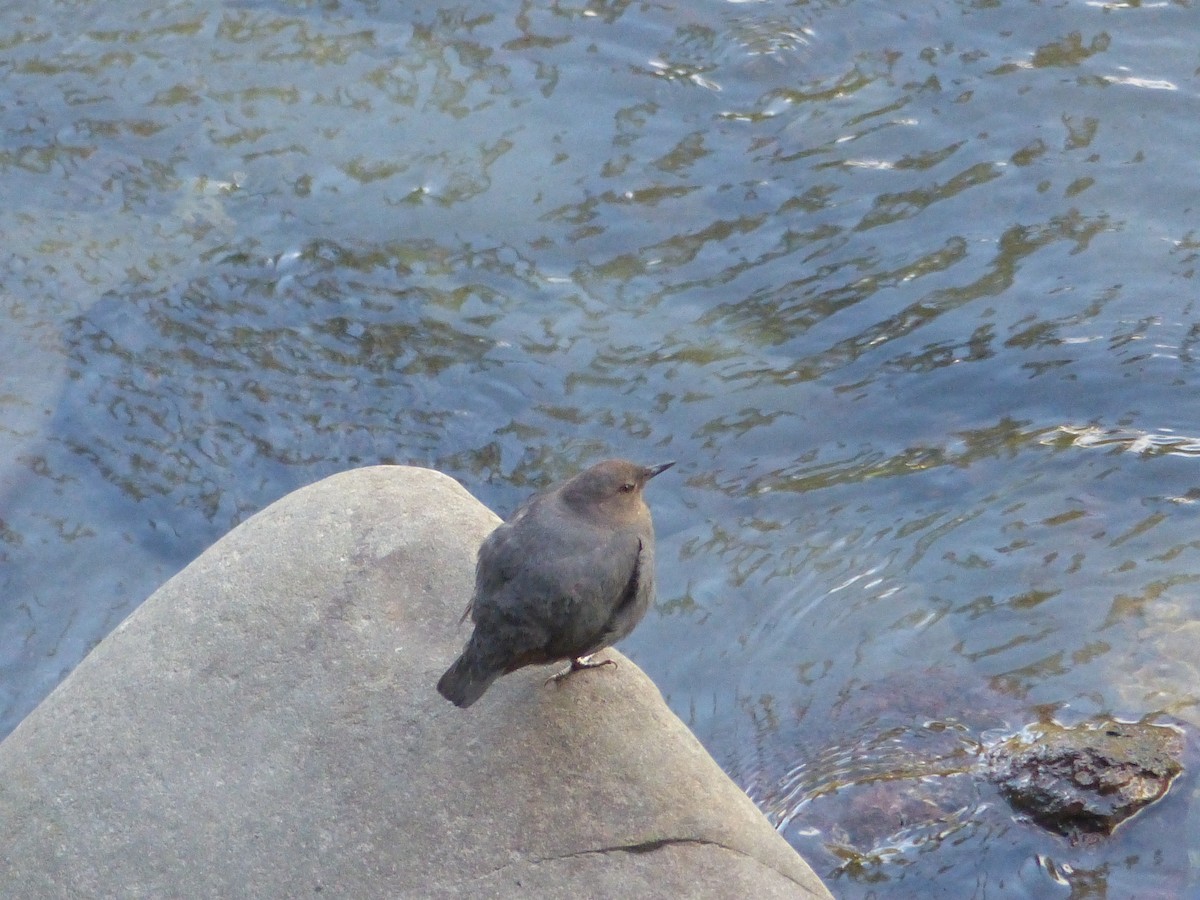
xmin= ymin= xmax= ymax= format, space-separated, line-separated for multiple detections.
xmin=559 ymin=459 xmax=675 ymax=520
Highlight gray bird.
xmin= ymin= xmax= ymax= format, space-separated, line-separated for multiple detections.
xmin=437 ymin=458 xmax=674 ymax=708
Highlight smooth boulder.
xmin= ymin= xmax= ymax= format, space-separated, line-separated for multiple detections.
xmin=0 ymin=466 xmax=832 ymax=898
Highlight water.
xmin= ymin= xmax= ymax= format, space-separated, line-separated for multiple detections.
xmin=2 ymin=0 xmax=1199 ymax=895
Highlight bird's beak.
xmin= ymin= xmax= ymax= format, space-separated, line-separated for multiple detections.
xmin=644 ymin=461 xmax=676 ymax=480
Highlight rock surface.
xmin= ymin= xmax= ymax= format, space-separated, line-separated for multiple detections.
xmin=985 ymin=716 xmax=1184 ymax=842
xmin=0 ymin=465 xmax=831 ymax=898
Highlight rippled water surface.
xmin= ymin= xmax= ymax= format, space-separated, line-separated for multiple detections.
xmin=3 ymin=0 xmax=1200 ymax=895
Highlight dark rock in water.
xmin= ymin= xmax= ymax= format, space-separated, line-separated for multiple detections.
xmin=742 ymin=665 xmax=1189 ymax=883
xmin=984 ymin=716 xmax=1184 ymax=841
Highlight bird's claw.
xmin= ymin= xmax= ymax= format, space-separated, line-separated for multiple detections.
xmin=545 ymin=654 xmax=618 ymax=686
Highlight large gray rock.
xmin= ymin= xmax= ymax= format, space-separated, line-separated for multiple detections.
xmin=0 ymin=466 xmax=831 ymax=898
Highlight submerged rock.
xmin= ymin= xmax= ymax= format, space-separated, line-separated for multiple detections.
xmin=748 ymin=668 xmax=1189 ymax=884
xmin=984 ymin=716 xmax=1184 ymax=841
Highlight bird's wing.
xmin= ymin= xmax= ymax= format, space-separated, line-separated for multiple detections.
xmin=611 ymin=536 xmax=645 ymax=617
xmin=463 ymin=494 xmax=556 ymax=625
xmin=458 ymin=517 xmax=517 ymax=625
xmin=589 ymin=534 xmax=653 ymax=650
xmin=472 ymin=510 xmax=634 ymax=613
xmin=528 ymin=528 xmax=646 ymax=657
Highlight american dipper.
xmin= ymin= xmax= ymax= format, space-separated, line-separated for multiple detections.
xmin=437 ymin=458 xmax=674 ymax=708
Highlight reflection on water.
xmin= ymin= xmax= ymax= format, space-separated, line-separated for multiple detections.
xmin=3 ymin=0 xmax=1200 ymax=896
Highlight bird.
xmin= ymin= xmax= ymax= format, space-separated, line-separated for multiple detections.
xmin=436 ymin=458 xmax=674 ymax=708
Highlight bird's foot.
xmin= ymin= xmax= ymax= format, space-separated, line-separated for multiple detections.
xmin=545 ymin=654 xmax=617 ymax=685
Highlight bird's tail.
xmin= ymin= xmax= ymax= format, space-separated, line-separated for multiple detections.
xmin=436 ymin=646 xmax=502 ymax=708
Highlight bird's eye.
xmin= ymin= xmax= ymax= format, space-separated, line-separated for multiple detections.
xmin=620 ymin=482 xmax=635 ymax=493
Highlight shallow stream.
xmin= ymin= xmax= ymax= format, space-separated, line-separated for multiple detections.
xmin=3 ymin=1 xmax=1199 ymax=894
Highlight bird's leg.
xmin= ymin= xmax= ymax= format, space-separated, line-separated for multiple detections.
xmin=545 ymin=654 xmax=618 ymax=685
